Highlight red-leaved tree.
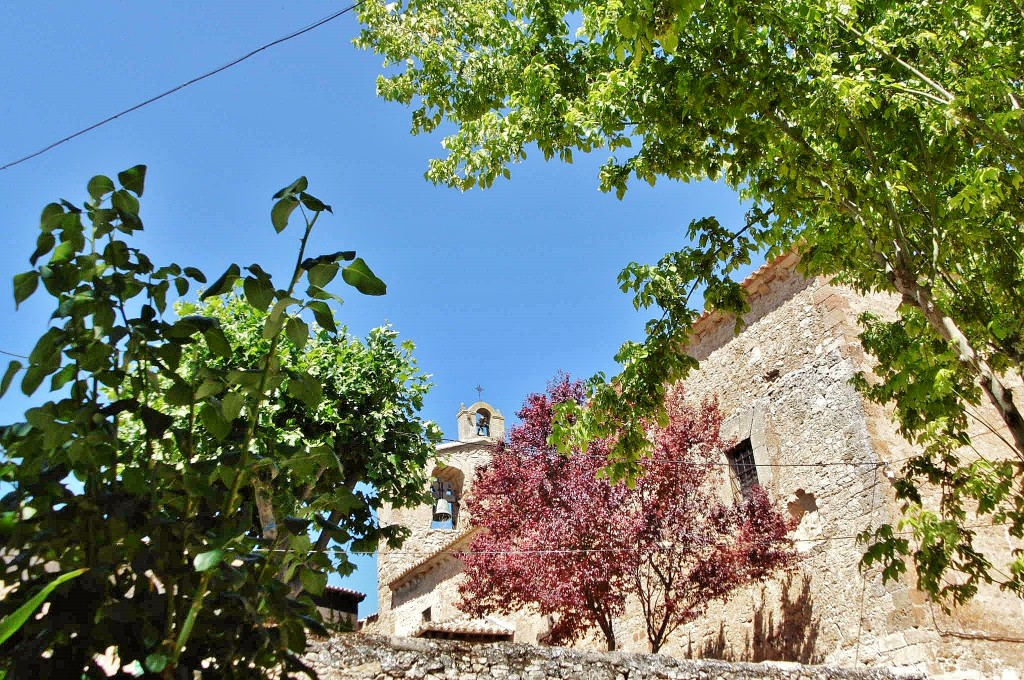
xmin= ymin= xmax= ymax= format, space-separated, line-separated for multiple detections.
xmin=459 ymin=376 xmax=795 ymax=653
xmin=458 ymin=377 xmax=633 ymax=650
xmin=632 ymin=390 xmax=795 ymax=652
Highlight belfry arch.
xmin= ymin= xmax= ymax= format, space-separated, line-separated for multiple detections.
xmin=457 ymin=401 xmax=505 ymax=441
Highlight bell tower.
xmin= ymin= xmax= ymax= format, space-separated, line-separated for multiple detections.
xmin=376 ymin=401 xmax=507 ymax=637
xmin=456 ymin=401 xmax=505 ymax=441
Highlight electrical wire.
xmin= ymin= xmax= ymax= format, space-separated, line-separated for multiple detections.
xmin=0 ymin=2 xmax=368 ymax=172
xmin=438 ymin=437 xmax=914 ymax=469
xmin=253 ymin=521 xmax=1014 ymax=557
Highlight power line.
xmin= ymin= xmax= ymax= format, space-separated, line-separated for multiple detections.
xmin=0 ymin=349 xmax=29 ymax=360
xmin=255 ymin=521 xmax=1014 ymax=557
xmin=439 ymin=437 xmax=912 ymax=469
xmin=0 ymin=2 xmax=367 ymax=172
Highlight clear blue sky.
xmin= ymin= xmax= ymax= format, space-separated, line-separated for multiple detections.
xmin=0 ymin=2 xmax=748 ymax=615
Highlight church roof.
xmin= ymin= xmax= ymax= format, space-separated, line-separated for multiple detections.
xmin=387 ymin=527 xmax=481 ymax=590
xmin=690 ymin=250 xmax=801 ymax=337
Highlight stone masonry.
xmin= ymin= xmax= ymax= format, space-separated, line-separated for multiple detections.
xmin=305 ymin=634 xmax=927 ymax=680
xmin=372 ymin=255 xmax=1024 ymax=678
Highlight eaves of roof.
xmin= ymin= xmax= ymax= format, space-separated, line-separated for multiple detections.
xmin=387 ymin=527 xmax=481 ymax=591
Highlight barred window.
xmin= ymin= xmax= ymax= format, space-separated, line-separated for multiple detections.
xmin=727 ymin=439 xmax=759 ymax=498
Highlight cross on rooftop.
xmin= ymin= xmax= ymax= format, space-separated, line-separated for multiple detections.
xmin=475 ymin=385 xmax=484 ymax=398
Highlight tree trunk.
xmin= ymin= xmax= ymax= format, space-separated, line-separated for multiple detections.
xmin=892 ymin=271 xmax=1024 ymax=456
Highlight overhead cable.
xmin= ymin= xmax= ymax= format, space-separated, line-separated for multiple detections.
xmin=0 ymin=2 xmax=367 ymax=172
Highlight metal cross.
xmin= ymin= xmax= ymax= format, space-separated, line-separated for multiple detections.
xmin=475 ymin=384 xmax=485 ymax=399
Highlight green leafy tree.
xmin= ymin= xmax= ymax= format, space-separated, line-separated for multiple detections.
xmin=356 ymin=0 xmax=1024 ymax=601
xmin=0 ymin=168 xmax=439 ymax=678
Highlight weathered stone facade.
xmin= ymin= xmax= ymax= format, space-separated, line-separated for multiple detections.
xmin=305 ymin=634 xmax=927 ymax=680
xmin=374 ymin=257 xmax=1024 ymax=678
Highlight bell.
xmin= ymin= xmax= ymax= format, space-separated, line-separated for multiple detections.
xmin=432 ymin=498 xmax=453 ymax=523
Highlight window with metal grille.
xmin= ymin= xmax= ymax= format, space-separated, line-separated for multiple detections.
xmin=727 ymin=439 xmax=759 ymax=498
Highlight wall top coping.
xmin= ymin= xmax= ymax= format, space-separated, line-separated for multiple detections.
xmin=387 ymin=527 xmax=480 ymax=591
xmin=689 ymin=250 xmax=804 ymax=340
xmin=307 ymin=634 xmax=929 ymax=679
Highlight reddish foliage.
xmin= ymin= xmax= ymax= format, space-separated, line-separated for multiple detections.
xmin=629 ymin=390 xmax=796 ymax=652
xmin=459 ymin=377 xmax=796 ymax=653
xmin=459 ymin=376 xmax=632 ymax=650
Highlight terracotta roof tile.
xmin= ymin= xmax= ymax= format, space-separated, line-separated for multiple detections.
xmin=323 ymin=585 xmax=366 ymax=601
xmin=690 ymin=250 xmax=802 ymax=337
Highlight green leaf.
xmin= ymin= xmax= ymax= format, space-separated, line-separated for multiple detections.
xmin=273 ymin=176 xmax=309 ymax=200
xmin=0 ymin=361 xmax=23 ymax=399
xmin=193 ymin=549 xmax=224 ymax=572
xmin=144 ymin=653 xmax=168 ymax=673
xmin=21 ymin=364 xmax=47 ymax=396
xmin=0 ymin=568 xmax=87 ymax=645
xmin=271 ymin=196 xmax=299 ymax=233
xmin=203 ymin=327 xmax=232 ymax=359
xmin=307 ymin=263 xmax=339 ymax=289
xmin=226 ymin=370 xmax=263 ymax=390
xmin=87 ymin=175 xmax=116 ymax=201
xmin=306 ymin=285 xmax=344 ymax=303
xmin=13 ymin=271 xmax=39 ymax=308
xmin=117 ymin=165 xmax=147 ymax=196
xmin=287 ymin=373 xmax=323 ymax=409
xmin=222 ymin=392 xmax=245 ymax=421
xmin=112 ymin=190 xmax=140 ymax=216
xmin=140 ymin=406 xmax=175 ymax=437
xmin=661 ymin=29 xmax=678 ymax=53
xmin=164 ymin=380 xmax=193 ymax=406
xmin=300 ymin=251 xmax=356 ymax=270
xmin=200 ymin=403 xmax=230 ymax=440
xmin=50 ymin=240 xmax=77 ymax=264
xmin=202 ymin=263 xmax=240 ymax=299
xmin=285 ymin=316 xmax=309 ymax=350
xmin=183 ymin=266 xmax=207 ymax=283
xmin=617 ymin=16 xmax=636 ymax=38
xmin=341 ymin=258 xmax=387 ymax=296
xmin=299 ymin=192 xmax=332 ymax=213
xmin=263 ymin=314 xmax=286 ymax=340
xmin=243 ymin=276 xmax=274 ymax=311
xmin=39 ymin=203 xmax=64 ymax=231
xmin=306 ymin=301 xmax=337 ymax=333
xmin=300 ymin=568 xmax=328 ymax=596
xmin=269 ymin=297 xmax=300 ymax=322
xmin=283 ymin=516 xmax=313 ymax=534
xmin=29 ymin=232 xmax=55 ymax=266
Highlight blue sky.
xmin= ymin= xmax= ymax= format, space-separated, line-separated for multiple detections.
xmin=0 ymin=2 xmax=748 ymax=615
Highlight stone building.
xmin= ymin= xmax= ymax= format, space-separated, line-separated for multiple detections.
xmin=312 ymin=585 xmax=366 ymax=631
xmin=374 ymin=256 xmax=1024 ymax=677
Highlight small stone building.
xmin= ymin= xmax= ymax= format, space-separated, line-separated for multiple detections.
xmin=375 ymin=257 xmax=1024 ymax=677
xmin=312 ymin=585 xmax=365 ymax=631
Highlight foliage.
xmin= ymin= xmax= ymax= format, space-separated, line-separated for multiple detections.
xmin=632 ymin=390 xmax=794 ymax=652
xmin=356 ymin=0 xmax=1024 ymax=602
xmin=458 ymin=376 xmax=794 ymax=652
xmin=0 ymin=569 xmax=86 ymax=647
xmin=459 ymin=377 xmax=631 ymax=650
xmin=0 ymin=168 xmax=439 ymax=678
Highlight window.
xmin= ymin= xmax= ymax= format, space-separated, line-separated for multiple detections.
xmin=727 ymin=439 xmax=759 ymax=498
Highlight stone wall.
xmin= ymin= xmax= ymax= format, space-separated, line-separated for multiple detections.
xmin=304 ymin=635 xmax=926 ymax=680
xmin=660 ymin=262 xmax=1024 ymax=676
xmin=372 ymin=258 xmax=1024 ymax=677
xmin=377 ymin=438 xmax=501 ymax=636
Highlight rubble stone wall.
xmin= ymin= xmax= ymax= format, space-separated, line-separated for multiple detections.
xmin=304 ymin=635 xmax=927 ymax=680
